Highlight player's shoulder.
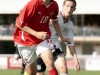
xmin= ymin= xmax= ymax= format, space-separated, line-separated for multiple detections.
xmin=68 ymin=18 xmax=74 ymax=26
xmin=58 ymin=11 xmax=62 ymax=16
xmin=68 ymin=17 xmax=74 ymax=23
xmin=30 ymin=0 xmax=40 ymax=2
xmin=26 ymin=0 xmax=42 ymax=9
xmin=53 ymin=0 xmax=58 ymax=4
xmin=52 ymin=0 xmax=59 ymax=7
xmin=68 ymin=17 xmax=72 ymax=21
xmin=57 ymin=11 xmax=62 ymax=19
xmin=28 ymin=0 xmax=41 ymax=5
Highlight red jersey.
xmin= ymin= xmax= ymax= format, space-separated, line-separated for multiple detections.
xmin=14 ymin=0 xmax=59 ymax=46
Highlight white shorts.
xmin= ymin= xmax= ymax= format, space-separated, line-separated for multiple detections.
xmin=17 ymin=40 xmax=54 ymax=65
xmin=52 ymin=39 xmax=62 ymax=51
xmin=36 ymin=40 xmax=54 ymax=56
xmin=17 ymin=45 xmax=37 ymax=65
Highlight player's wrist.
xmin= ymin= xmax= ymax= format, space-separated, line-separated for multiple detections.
xmin=32 ymin=31 xmax=37 ymax=36
xmin=60 ymin=37 xmax=65 ymax=41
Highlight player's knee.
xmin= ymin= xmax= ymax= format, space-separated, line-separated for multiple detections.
xmin=45 ymin=61 xmax=54 ymax=70
xmin=59 ymin=65 xmax=68 ymax=73
xmin=47 ymin=60 xmax=53 ymax=66
xmin=25 ymin=66 xmax=36 ymax=75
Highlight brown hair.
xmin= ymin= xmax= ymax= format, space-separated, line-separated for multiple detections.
xmin=63 ymin=0 xmax=76 ymax=7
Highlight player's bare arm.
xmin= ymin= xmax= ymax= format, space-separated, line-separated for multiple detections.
xmin=68 ymin=46 xmax=80 ymax=71
xmin=16 ymin=24 xmax=50 ymax=40
xmin=51 ymin=20 xmax=71 ymax=44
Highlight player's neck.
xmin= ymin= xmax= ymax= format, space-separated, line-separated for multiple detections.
xmin=63 ymin=17 xmax=68 ymax=23
xmin=42 ymin=0 xmax=51 ymax=6
xmin=61 ymin=12 xmax=68 ymax=23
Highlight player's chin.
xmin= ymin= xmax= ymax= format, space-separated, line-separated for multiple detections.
xmin=66 ymin=13 xmax=70 ymax=17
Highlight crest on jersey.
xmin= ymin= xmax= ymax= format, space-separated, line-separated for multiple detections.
xmin=38 ymin=12 xmax=42 ymax=15
xmin=50 ymin=11 xmax=54 ymax=16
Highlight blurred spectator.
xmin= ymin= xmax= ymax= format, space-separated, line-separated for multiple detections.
xmin=74 ymin=25 xmax=83 ymax=36
xmin=74 ymin=25 xmax=79 ymax=35
xmin=92 ymin=22 xmax=100 ymax=35
xmin=84 ymin=23 xmax=93 ymax=36
xmin=92 ymin=49 xmax=97 ymax=58
xmin=9 ymin=23 xmax=15 ymax=35
xmin=9 ymin=23 xmax=15 ymax=30
xmin=92 ymin=22 xmax=99 ymax=28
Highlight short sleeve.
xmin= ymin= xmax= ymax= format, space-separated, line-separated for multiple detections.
xmin=51 ymin=1 xmax=59 ymax=21
xmin=16 ymin=0 xmax=38 ymax=27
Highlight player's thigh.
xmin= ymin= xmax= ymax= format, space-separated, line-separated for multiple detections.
xmin=40 ymin=49 xmax=54 ymax=70
xmin=54 ymin=54 xmax=67 ymax=69
xmin=26 ymin=61 xmax=37 ymax=74
xmin=17 ymin=46 xmax=37 ymax=65
xmin=41 ymin=48 xmax=53 ymax=64
xmin=36 ymin=40 xmax=54 ymax=63
xmin=36 ymin=40 xmax=54 ymax=56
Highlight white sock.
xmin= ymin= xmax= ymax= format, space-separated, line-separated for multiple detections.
xmin=60 ymin=74 xmax=68 ymax=75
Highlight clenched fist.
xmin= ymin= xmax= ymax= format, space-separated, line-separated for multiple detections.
xmin=35 ymin=32 xmax=50 ymax=40
xmin=61 ymin=38 xmax=71 ymax=44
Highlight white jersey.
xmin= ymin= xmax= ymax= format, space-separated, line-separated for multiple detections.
xmin=49 ymin=11 xmax=74 ymax=46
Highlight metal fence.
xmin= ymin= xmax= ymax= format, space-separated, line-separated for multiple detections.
xmin=0 ymin=25 xmax=14 ymax=36
xmin=0 ymin=25 xmax=100 ymax=37
xmin=74 ymin=26 xmax=100 ymax=36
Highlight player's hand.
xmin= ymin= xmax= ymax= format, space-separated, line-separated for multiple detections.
xmin=75 ymin=61 xmax=80 ymax=71
xmin=61 ymin=38 xmax=71 ymax=44
xmin=35 ymin=32 xmax=50 ymax=40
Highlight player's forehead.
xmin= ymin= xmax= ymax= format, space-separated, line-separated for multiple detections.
xmin=63 ymin=0 xmax=76 ymax=7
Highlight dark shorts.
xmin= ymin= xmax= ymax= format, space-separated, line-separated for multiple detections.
xmin=36 ymin=48 xmax=65 ymax=72
xmin=36 ymin=57 xmax=46 ymax=72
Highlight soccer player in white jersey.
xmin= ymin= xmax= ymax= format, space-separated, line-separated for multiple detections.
xmin=24 ymin=0 xmax=80 ymax=75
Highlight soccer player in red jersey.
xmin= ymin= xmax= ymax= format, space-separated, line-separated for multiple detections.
xmin=14 ymin=0 xmax=70 ymax=75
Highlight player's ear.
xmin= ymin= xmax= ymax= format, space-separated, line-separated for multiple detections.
xmin=74 ymin=7 xmax=76 ymax=11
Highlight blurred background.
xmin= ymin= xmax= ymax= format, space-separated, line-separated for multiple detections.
xmin=0 ymin=0 xmax=100 ymax=73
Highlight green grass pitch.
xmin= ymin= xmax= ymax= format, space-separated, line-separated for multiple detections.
xmin=0 ymin=69 xmax=100 ymax=75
